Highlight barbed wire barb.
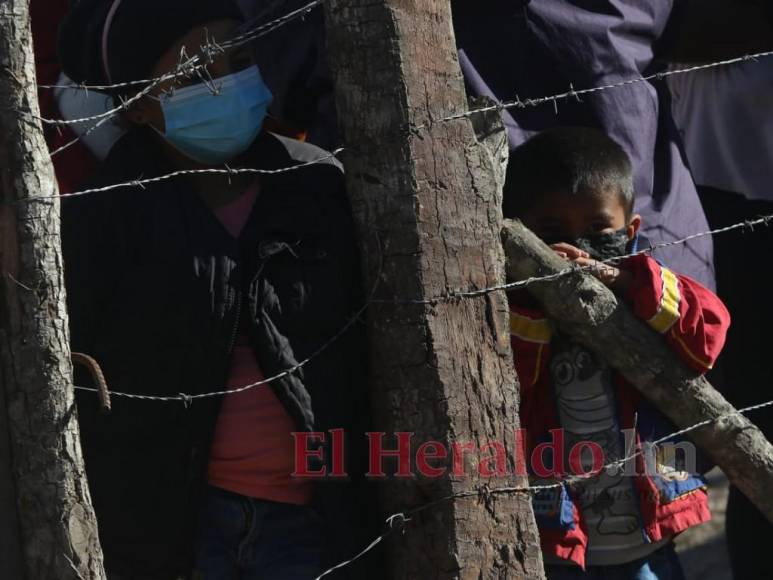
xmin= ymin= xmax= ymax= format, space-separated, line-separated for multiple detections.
xmin=417 ymin=49 xmax=773 ymax=131
xmin=46 ymin=54 xmax=200 ymax=157
xmin=373 ymin=212 xmax=773 ymax=304
xmin=37 ymin=0 xmax=324 ymax=93
xmin=34 ymin=0 xmax=325 ymax=156
xmin=20 ymin=148 xmax=346 ymax=202
xmin=73 ymin=220 xmax=377 ymax=403
xmin=311 ymin=398 xmax=773 ymax=577
xmin=40 ymin=53 xmax=199 ymax=128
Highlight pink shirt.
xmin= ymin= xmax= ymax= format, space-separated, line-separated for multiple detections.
xmin=206 ymin=181 xmax=312 ymax=505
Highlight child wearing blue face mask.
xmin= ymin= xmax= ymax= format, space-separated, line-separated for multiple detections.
xmin=146 ymin=64 xmax=274 ymax=165
xmin=503 ymin=127 xmax=730 ymax=579
xmin=57 ymin=2 xmax=379 ymax=579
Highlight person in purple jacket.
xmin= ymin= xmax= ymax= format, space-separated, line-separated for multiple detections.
xmin=452 ymin=0 xmax=717 ymax=288
xmin=239 ymin=0 xmax=767 ymax=292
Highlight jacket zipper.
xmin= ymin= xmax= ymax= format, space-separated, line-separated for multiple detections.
xmin=226 ymin=290 xmax=242 ymax=357
xmin=225 ymin=242 xmax=288 ymax=365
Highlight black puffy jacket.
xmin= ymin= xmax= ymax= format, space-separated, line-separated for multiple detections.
xmin=62 ymin=131 xmax=379 ymax=578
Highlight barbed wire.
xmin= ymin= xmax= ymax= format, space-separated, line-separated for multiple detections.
xmin=314 ymin=513 xmax=406 ymax=580
xmin=312 ymin=398 xmax=773 ymax=578
xmin=21 ymin=148 xmax=345 ymax=202
xmin=216 ymin=0 xmax=323 ymax=52
xmin=418 ymin=49 xmax=773 ymax=130
xmin=37 ymin=19 xmax=773 ymax=137
xmin=45 ymin=52 xmax=201 ymax=157
xmin=73 ymin=227 xmax=379 ymax=405
xmin=373 ymin=214 xmax=773 ymax=305
xmin=74 ymin=297 xmax=366 ymax=405
xmin=37 ymin=0 xmax=323 ymax=93
xmin=38 ymin=73 xmax=200 ymax=93
xmin=313 ymin=512 xmax=541 ymax=580
xmin=24 ymin=5 xmax=773 ymax=577
xmin=37 ymin=0 xmax=323 ymax=157
xmin=69 ymin=212 xmax=773 ymax=405
xmin=38 ymin=55 xmax=196 ymax=127
xmin=59 ymin=174 xmax=773 ymax=578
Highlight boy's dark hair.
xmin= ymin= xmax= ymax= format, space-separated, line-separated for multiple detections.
xmin=503 ymin=126 xmax=635 ymax=218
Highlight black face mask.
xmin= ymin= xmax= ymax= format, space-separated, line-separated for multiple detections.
xmin=570 ymin=228 xmax=630 ymax=261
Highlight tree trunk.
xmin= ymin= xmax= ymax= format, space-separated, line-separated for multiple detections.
xmin=0 ymin=1 xmax=106 ymax=578
xmin=324 ymin=2 xmax=544 ymax=578
xmin=501 ymin=219 xmax=773 ymax=523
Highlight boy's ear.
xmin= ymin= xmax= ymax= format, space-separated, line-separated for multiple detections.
xmin=627 ymin=214 xmax=642 ymax=240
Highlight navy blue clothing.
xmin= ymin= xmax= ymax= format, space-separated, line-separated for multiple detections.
xmin=545 ymin=542 xmax=685 ymax=580
xmin=195 ymin=487 xmax=325 ymax=579
xmin=452 ymin=0 xmax=715 ymax=289
xmin=63 ymin=131 xmax=378 ymax=579
xmin=238 ymin=0 xmax=337 ymax=150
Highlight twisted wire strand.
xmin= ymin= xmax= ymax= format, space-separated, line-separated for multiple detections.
xmin=73 ymin=227 xmax=380 ymax=404
xmin=46 ymin=55 xmax=199 ymax=157
xmin=373 ymin=214 xmax=773 ymax=304
xmin=37 ymin=0 xmax=323 ymax=92
xmin=418 ymin=50 xmax=773 ymax=130
xmin=312 ymin=398 xmax=773 ymax=578
xmin=37 ymin=0 xmax=323 ymax=157
xmin=22 ymin=148 xmax=345 ymax=202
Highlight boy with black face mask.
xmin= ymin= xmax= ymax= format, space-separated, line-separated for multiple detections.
xmin=504 ymin=127 xmax=730 ymax=579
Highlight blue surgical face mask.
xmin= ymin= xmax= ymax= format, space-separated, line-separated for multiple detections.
xmin=151 ymin=65 xmax=273 ymax=165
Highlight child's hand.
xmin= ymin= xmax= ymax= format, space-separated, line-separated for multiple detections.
xmin=549 ymin=243 xmax=632 ymax=294
xmin=549 ymin=242 xmax=590 ymax=262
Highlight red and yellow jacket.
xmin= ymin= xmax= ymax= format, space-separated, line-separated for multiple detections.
xmin=510 ymin=253 xmax=730 ymax=569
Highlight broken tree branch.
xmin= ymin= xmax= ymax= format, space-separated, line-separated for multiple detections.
xmin=501 ymin=218 xmax=773 ymax=524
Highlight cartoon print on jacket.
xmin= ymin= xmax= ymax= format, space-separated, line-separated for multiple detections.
xmin=550 ymin=341 xmax=641 ymax=538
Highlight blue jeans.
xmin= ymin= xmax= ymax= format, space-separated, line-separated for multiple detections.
xmin=545 ymin=543 xmax=686 ymax=580
xmin=194 ymin=486 xmax=324 ymax=580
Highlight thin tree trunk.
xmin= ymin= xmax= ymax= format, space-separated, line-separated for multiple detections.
xmin=501 ymin=219 xmax=773 ymax=523
xmin=0 ymin=1 xmax=106 ymax=577
xmin=324 ymin=2 xmax=544 ymax=578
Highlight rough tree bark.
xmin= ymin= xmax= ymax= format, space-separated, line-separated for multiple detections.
xmin=324 ymin=2 xmax=544 ymax=578
xmin=502 ymin=219 xmax=773 ymax=523
xmin=0 ymin=1 xmax=106 ymax=578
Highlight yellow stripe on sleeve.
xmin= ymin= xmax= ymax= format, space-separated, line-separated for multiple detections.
xmin=647 ymin=266 xmax=681 ymax=334
xmin=509 ymin=312 xmax=552 ymax=344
